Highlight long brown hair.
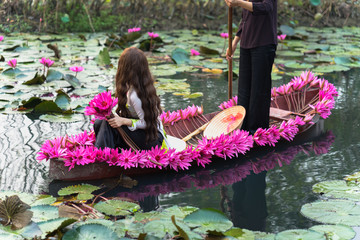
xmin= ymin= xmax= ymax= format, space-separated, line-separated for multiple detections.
xmin=115 ymin=47 xmax=161 ymax=142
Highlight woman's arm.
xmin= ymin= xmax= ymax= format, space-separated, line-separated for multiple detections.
xmin=224 ymin=0 xmax=253 ymax=12
xmin=226 ymin=36 xmax=241 ymax=60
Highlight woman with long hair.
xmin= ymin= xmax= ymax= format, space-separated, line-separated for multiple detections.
xmin=94 ymin=47 xmax=169 ymax=150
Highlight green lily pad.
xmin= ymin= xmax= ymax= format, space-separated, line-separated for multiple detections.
xmin=31 ymin=195 xmax=57 ymax=206
xmin=309 ymin=224 xmax=356 ymax=240
xmin=284 ymin=61 xmax=313 ymax=69
xmin=55 ymin=90 xmax=71 ymax=110
xmin=183 ymin=208 xmax=233 ymax=234
xmin=96 ymin=47 xmax=111 ymax=66
xmin=114 ymin=219 xmax=144 ymax=238
xmin=39 ymin=114 xmax=84 ymax=122
xmin=0 ymin=232 xmax=23 ymax=240
xmin=94 ymin=200 xmax=140 ymax=217
xmin=171 ymin=48 xmax=190 ymax=64
xmin=31 ymin=205 xmax=59 ymax=222
xmin=22 ymin=72 xmax=45 ymax=85
xmin=199 ymin=46 xmax=220 ymax=55
xmin=224 ymin=228 xmax=256 ymax=239
xmin=275 ymin=229 xmax=326 ymax=240
xmin=2 ymin=68 xmax=21 ymax=77
xmin=34 ymin=100 xmax=63 ymax=114
xmin=344 ymin=171 xmax=360 ymax=183
xmin=277 ymin=51 xmax=303 ymax=57
xmin=58 ymin=184 xmax=100 ymax=201
xmin=143 ymin=219 xmax=196 ymax=239
xmin=0 ymin=191 xmax=37 ymax=205
xmin=300 ymin=200 xmax=360 ymax=226
xmin=313 ymin=65 xmax=350 ymax=73
xmin=313 ymin=180 xmax=360 ymax=201
xmin=63 ymin=224 xmax=118 ymax=240
xmin=280 ymin=25 xmax=295 ymax=36
xmin=253 ymin=231 xmax=276 ymax=240
xmin=46 ymin=69 xmax=64 ymax=82
xmin=37 ymin=218 xmax=76 ymax=238
xmin=184 ymin=92 xmax=203 ymax=99
xmin=64 ymin=74 xmax=81 ymax=88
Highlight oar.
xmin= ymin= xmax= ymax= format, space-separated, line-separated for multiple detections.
xmin=228 ymin=6 xmax=233 ymax=100
xmin=182 ymin=122 xmax=210 ymax=142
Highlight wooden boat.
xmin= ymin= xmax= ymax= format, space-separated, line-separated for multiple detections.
xmin=43 ymin=71 xmax=337 ymax=181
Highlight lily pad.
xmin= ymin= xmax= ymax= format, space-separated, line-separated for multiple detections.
xmin=312 ymin=180 xmax=360 ymax=201
xmin=64 ymin=74 xmax=81 ymax=88
xmin=284 ymin=61 xmax=313 ymax=69
xmin=300 ymin=200 xmax=360 ymax=226
xmin=34 ymin=100 xmax=63 ymax=114
xmin=313 ymin=65 xmax=350 ymax=73
xmin=31 ymin=205 xmax=59 ymax=222
xmin=275 ymin=229 xmax=326 ymax=240
xmin=46 ymin=69 xmax=64 ymax=82
xmin=199 ymin=46 xmax=220 ymax=55
xmin=63 ymin=224 xmax=118 ymax=240
xmin=183 ymin=208 xmax=233 ymax=234
xmin=37 ymin=218 xmax=76 ymax=238
xmin=96 ymin=48 xmax=111 ymax=66
xmin=39 ymin=114 xmax=84 ymax=122
xmin=344 ymin=171 xmax=360 ymax=183
xmin=276 ymin=51 xmax=303 ymax=57
xmin=224 ymin=228 xmax=256 ymax=239
xmin=22 ymin=72 xmax=45 ymax=85
xmin=309 ymin=224 xmax=356 ymax=240
xmin=171 ymin=48 xmax=190 ymax=64
xmin=94 ymin=200 xmax=140 ymax=217
xmin=58 ymin=184 xmax=100 ymax=201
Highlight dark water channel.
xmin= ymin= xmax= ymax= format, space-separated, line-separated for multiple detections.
xmin=0 ymin=67 xmax=359 ymax=235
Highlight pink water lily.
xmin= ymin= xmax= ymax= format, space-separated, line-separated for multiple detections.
xmin=69 ymin=66 xmax=84 ymax=73
xmin=190 ymin=49 xmax=200 ymax=56
xmin=220 ymin=32 xmax=229 ymax=38
xmin=128 ymin=27 xmax=141 ymax=33
xmin=219 ymin=96 xmax=238 ymax=110
xmin=148 ymin=32 xmax=159 ymax=39
xmin=0 ymin=36 xmax=4 ymax=42
xmin=7 ymin=59 xmax=17 ymax=68
xmin=84 ymin=91 xmax=118 ymax=120
xmin=277 ymin=34 xmax=286 ymax=41
xmin=39 ymin=57 xmax=54 ymax=68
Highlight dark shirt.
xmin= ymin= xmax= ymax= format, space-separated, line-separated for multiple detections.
xmin=236 ymin=0 xmax=278 ymax=49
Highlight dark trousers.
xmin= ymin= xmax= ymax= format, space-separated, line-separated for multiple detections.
xmin=238 ymin=44 xmax=276 ymax=132
xmin=94 ymin=119 xmax=163 ymax=150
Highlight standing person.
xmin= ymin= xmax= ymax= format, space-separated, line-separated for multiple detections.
xmin=225 ymin=0 xmax=277 ymax=133
xmin=94 ymin=47 xmax=170 ymax=150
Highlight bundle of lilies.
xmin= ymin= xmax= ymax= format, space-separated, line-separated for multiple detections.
xmin=37 ymin=71 xmax=337 ymax=174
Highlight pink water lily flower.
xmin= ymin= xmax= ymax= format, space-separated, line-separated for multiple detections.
xmin=39 ymin=57 xmax=54 ymax=68
xmin=69 ymin=66 xmax=84 ymax=73
xmin=220 ymin=32 xmax=229 ymax=38
xmin=277 ymin=34 xmax=286 ymax=41
xmin=0 ymin=36 xmax=4 ymax=42
xmin=128 ymin=27 xmax=141 ymax=33
xmin=84 ymin=91 xmax=118 ymax=120
xmin=190 ymin=49 xmax=200 ymax=56
xmin=148 ymin=32 xmax=159 ymax=39
xmin=7 ymin=59 xmax=17 ymax=68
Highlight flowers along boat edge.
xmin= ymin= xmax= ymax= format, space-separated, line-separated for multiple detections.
xmin=37 ymin=71 xmax=338 ymax=181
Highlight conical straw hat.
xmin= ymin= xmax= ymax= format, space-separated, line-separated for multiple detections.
xmin=203 ymin=106 xmax=245 ymax=139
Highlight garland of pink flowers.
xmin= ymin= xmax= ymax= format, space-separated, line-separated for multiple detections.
xmin=37 ymin=71 xmax=337 ymax=172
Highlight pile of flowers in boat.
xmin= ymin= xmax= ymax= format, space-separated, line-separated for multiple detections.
xmin=37 ymin=71 xmax=338 ymax=171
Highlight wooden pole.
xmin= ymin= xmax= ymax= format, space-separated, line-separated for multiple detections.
xmin=228 ymin=7 xmax=233 ymax=100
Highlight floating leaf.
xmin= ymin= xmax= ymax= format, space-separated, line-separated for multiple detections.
xmin=171 ymin=48 xmax=190 ymax=64
xmin=46 ymin=69 xmax=64 ymax=82
xmin=58 ymin=184 xmax=100 ymax=201
xmin=143 ymin=220 xmax=179 ymax=238
xmin=344 ymin=171 xmax=360 ymax=183
xmin=275 ymin=229 xmax=326 ymax=240
xmin=183 ymin=208 xmax=233 ymax=234
xmin=63 ymin=224 xmax=118 ymax=240
xmin=31 ymin=195 xmax=56 ymax=207
xmin=300 ymin=200 xmax=360 ymax=226
xmin=18 ymin=222 xmax=42 ymax=239
xmin=313 ymin=180 xmax=360 ymax=201
xmin=253 ymin=231 xmax=275 ymax=240
xmin=276 ymin=51 xmax=303 ymax=57
xmin=224 ymin=228 xmax=256 ymax=239
xmin=96 ymin=48 xmax=111 ymax=66
xmin=55 ymin=90 xmax=71 ymax=110
xmin=38 ymin=218 xmax=76 ymax=238
xmin=22 ymin=72 xmax=45 ymax=85
xmin=33 ymin=100 xmax=63 ymax=114
xmin=184 ymin=92 xmax=203 ymax=99
xmin=2 ymin=68 xmax=21 ymax=77
xmin=64 ymin=74 xmax=81 ymax=88
xmin=284 ymin=61 xmax=313 ymax=69
xmin=309 ymin=224 xmax=355 ymax=240
xmin=280 ymin=25 xmax=295 ymax=36
xmin=31 ymin=205 xmax=59 ymax=222
xmin=199 ymin=46 xmax=220 ymax=55
xmin=313 ymin=65 xmax=350 ymax=73
xmin=20 ymin=97 xmax=43 ymax=109
xmin=94 ymin=200 xmax=140 ymax=216
xmin=0 ymin=195 xmax=33 ymax=230
xmin=39 ymin=114 xmax=83 ymax=123
xmin=0 ymin=232 xmax=22 ymax=240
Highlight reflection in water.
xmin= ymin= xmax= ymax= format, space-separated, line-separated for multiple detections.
xmin=231 ymin=171 xmax=267 ymax=231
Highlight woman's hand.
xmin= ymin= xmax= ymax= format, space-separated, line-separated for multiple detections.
xmin=226 ymin=36 xmax=240 ymax=60
xmin=224 ymin=0 xmax=240 ymax=7
xmin=107 ymin=115 xmax=132 ymax=128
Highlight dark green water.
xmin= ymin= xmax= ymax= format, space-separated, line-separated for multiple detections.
xmin=0 ymin=66 xmax=359 ymax=235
